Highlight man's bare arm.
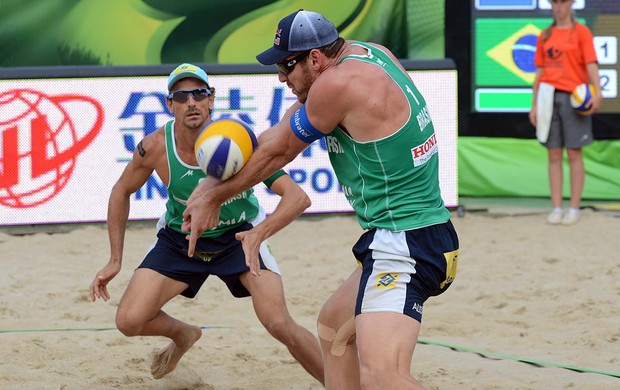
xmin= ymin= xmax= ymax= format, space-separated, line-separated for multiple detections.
xmin=90 ymin=135 xmax=160 ymax=301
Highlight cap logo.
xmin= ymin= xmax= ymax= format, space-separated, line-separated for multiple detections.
xmin=174 ymin=64 xmax=196 ymax=76
xmin=274 ymin=28 xmax=282 ymax=46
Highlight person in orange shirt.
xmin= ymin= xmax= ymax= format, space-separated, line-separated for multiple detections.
xmin=529 ymin=0 xmax=602 ymax=225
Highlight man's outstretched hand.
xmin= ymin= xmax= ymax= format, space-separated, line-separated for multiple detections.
xmin=182 ymin=177 xmax=221 ymax=257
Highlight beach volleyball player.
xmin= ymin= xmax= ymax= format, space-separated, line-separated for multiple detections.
xmin=182 ymin=10 xmax=459 ymax=390
xmin=89 ymin=63 xmax=323 ymax=383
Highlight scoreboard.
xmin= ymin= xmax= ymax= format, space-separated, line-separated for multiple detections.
xmin=471 ymin=0 xmax=618 ymax=113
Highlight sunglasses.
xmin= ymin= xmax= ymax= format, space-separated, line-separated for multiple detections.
xmin=276 ymin=51 xmax=310 ymax=75
xmin=168 ymin=88 xmax=211 ymax=103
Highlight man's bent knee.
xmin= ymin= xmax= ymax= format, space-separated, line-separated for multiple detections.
xmin=115 ymin=311 xmax=144 ymax=337
xmin=317 ymin=316 xmax=356 ymax=357
xmin=262 ymin=315 xmax=295 ymax=342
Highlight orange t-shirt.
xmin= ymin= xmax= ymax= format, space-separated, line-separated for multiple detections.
xmin=534 ymin=22 xmax=598 ymax=93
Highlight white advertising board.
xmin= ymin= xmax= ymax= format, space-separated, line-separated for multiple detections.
xmin=0 ymin=69 xmax=457 ymax=226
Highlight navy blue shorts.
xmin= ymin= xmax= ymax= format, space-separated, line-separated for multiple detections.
xmin=353 ymin=220 xmax=459 ymax=323
xmin=138 ymin=224 xmax=274 ymax=298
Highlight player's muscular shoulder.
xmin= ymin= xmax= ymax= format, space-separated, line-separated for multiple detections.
xmin=323 ymin=63 xmax=371 ymax=106
xmin=307 ymin=73 xmax=350 ymax=130
xmin=312 ymin=69 xmax=352 ymax=107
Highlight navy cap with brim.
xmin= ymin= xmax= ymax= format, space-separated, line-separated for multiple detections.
xmin=256 ymin=47 xmax=293 ymax=65
xmin=256 ymin=10 xmax=339 ymax=66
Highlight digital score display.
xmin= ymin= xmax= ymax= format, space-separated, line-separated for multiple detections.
xmin=472 ymin=0 xmax=619 ymax=113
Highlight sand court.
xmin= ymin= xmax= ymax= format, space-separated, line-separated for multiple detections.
xmin=0 ymin=205 xmax=619 ymax=389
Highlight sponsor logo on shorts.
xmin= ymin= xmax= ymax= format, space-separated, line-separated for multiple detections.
xmin=265 ymin=241 xmax=273 ymax=255
xmin=441 ymin=250 xmax=459 ymax=289
xmin=195 ymin=251 xmax=214 ymax=262
xmin=412 ymin=302 xmax=423 ymax=315
xmin=411 ymin=134 xmax=438 ymax=167
xmin=376 ymin=272 xmax=398 ymax=288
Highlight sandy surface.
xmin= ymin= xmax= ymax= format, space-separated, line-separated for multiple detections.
xmin=1 ymin=208 xmax=619 ymax=389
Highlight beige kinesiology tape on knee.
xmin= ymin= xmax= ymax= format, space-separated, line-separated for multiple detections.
xmin=317 ymin=317 xmax=356 ymax=357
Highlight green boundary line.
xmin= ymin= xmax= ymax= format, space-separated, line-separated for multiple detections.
xmin=1 ymin=327 xmax=617 ymax=379
xmin=0 ymin=325 xmax=231 ymax=333
xmin=417 ymin=338 xmax=620 ymax=378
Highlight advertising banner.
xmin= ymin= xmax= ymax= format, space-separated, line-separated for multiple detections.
xmin=0 ymin=68 xmax=457 ymax=226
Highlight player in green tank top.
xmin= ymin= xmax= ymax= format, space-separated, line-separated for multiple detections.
xmin=328 ymin=41 xmax=450 ymax=231
xmin=184 ymin=11 xmax=460 ymax=389
xmin=89 ymin=63 xmax=324 ymax=384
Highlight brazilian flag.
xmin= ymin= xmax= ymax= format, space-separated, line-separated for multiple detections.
xmin=475 ymin=18 xmax=552 ymax=87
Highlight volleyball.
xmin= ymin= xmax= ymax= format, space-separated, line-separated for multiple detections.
xmin=570 ymin=83 xmax=595 ymax=113
xmin=194 ymin=119 xmax=258 ymax=180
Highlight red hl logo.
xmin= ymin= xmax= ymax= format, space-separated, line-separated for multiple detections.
xmin=0 ymin=89 xmax=103 ymax=208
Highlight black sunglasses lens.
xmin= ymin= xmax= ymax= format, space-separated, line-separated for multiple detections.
xmin=276 ymin=63 xmax=290 ymax=74
xmin=170 ymin=89 xmax=209 ymax=102
xmin=277 ymin=59 xmax=298 ymax=75
xmin=171 ymin=91 xmax=189 ymax=102
xmin=192 ymin=89 xmax=210 ymax=101
xmin=277 ymin=51 xmax=310 ymax=74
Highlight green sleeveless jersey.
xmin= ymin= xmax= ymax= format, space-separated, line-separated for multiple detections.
xmin=163 ymin=120 xmax=259 ymax=237
xmin=327 ymin=42 xmax=450 ymax=231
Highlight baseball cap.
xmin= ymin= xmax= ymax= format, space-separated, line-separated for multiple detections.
xmin=167 ymin=63 xmax=209 ymax=91
xmin=256 ymin=9 xmax=339 ymax=65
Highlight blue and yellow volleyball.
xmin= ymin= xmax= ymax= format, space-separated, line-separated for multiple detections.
xmin=194 ymin=119 xmax=258 ymax=180
xmin=570 ymin=83 xmax=595 ymax=113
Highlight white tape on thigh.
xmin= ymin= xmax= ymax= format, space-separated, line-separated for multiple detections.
xmin=317 ymin=317 xmax=356 ymax=357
